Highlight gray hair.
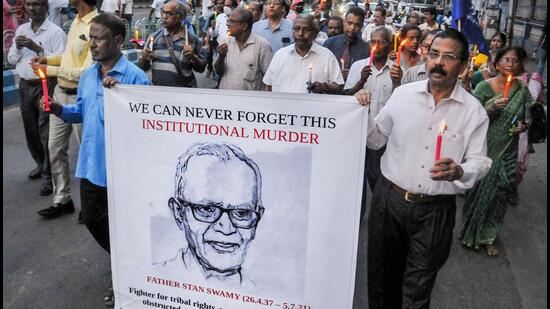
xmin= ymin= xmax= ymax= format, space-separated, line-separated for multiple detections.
xmin=173 ymin=143 xmax=263 ymax=209
xmin=371 ymin=26 xmax=392 ymax=43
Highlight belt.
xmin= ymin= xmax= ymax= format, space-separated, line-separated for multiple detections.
xmin=59 ymin=86 xmax=78 ymax=95
xmin=390 ymin=182 xmax=453 ymax=204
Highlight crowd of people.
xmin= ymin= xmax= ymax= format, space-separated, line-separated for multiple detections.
xmin=5 ymin=0 xmax=547 ymax=307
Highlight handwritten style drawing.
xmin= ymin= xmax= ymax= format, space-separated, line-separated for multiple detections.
xmin=164 ymin=142 xmax=264 ymax=287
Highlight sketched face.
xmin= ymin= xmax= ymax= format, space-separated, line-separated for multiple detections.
xmin=176 ymin=155 xmax=260 ymax=272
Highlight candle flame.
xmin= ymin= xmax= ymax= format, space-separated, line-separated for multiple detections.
xmin=439 ymin=120 xmax=448 ymax=134
xmin=37 ymin=68 xmax=46 ymax=79
xmin=371 ymin=44 xmax=377 ymax=53
xmin=506 ymin=74 xmax=512 ymax=83
xmin=227 ymin=31 xmax=231 ymax=36
xmin=399 ymin=39 xmax=408 ymax=47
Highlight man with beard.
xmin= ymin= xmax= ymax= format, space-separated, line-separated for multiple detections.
xmin=41 ymin=13 xmax=150 ymax=306
xmin=30 ymin=0 xmax=98 ymax=221
xmin=323 ymin=6 xmax=369 ymax=81
xmin=252 ymin=0 xmax=292 ymax=53
xmin=263 ymin=15 xmax=343 ymax=93
xmin=355 ymin=29 xmax=492 ymax=309
xmin=139 ymin=0 xmax=206 ymax=87
xmin=7 ymin=0 xmax=66 ymax=196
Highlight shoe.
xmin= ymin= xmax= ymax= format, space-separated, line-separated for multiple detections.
xmin=28 ymin=165 xmax=42 ymax=180
xmin=77 ymin=211 xmax=84 ymax=224
xmin=528 ymin=144 xmax=536 ymax=154
xmin=38 ymin=200 xmax=75 ymax=219
xmin=39 ymin=182 xmax=53 ymax=196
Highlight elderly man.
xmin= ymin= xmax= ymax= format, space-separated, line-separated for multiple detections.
xmin=355 ymin=29 xmax=492 ymax=309
xmin=263 ymin=15 xmax=344 ymax=94
xmin=7 ymin=0 xmax=66 ymax=196
xmin=140 ymin=0 xmax=206 ymax=87
xmin=407 ymin=10 xmax=422 ymax=26
xmin=246 ymin=1 xmax=263 ymax=23
xmin=361 ymin=6 xmax=394 ymax=43
xmin=323 ymin=6 xmax=369 ymax=81
xmin=163 ymin=143 xmax=264 ymax=288
xmin=30 ymin=0 xmax=98 ymax=220
xmin=252 ymin=0 xmax=292 ymax=53
xmin=215 ymin=8 xmax=272 ymax=90
xmin=401 ymin=29 xmax=440 ymax=85
xmin=326 ymin=16 xmax=344 ymax=37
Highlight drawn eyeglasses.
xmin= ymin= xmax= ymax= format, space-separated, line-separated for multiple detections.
xmin=177 ymin=199 xmax=264 ymax=229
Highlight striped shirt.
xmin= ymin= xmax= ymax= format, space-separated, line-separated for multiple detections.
xmin=147 ymin=28 xmax=205 ymax=87
xmin=401 ymin=63 xmax=427 ymax=85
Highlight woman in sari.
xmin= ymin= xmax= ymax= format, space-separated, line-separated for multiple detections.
xmin=460 ymin=47 xmax=534 ymax=257
xmin=471 ymin=32 xmax=506 ymax=90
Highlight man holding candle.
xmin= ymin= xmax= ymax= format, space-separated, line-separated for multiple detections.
xmin=7 ymin=0 xmax=66 ymax=196
xmin=139 ymin=0 xmax=206 ymax=87
xmin=355 ymin=29 xmax=492 ymax=308
xmin=30 ymin=0 xmax=98 ymax=220
xmin=263 ymin=15 xmax=344 ymax=93
xmin=214 ymin=8 xmax=273 ymax=90
xmin=322 ymin=7 xmax=369 ymax=81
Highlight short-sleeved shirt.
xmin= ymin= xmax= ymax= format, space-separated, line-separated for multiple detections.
xmin=101 ymin=0 xmax=119 ymax=13
xmin=150 ymin=0 xmax=164 ymax=18
xmin=252 ymin=18 xmax=294 ymax=53
xmin=217 ymin=33 xmax=273 ymax=91
xmin=263 ymin=43 xmax=344 ymax=93
xmin=401 ymin=63 xmax=427 ymax=85
xmin=345 ymin=57 xmax=394 ymax=117
xmin=148 ymin=28 xmax=204 ymax=87
xmin=322 ymin=34 xmax=370 ymax=68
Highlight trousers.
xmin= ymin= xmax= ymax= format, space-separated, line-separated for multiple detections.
xmin=368 ymin=176 xmax=456 ymax=309
xmin=81 ymin=178 xmax=110 ymax=253
xmin=49 ymin=85 xmax=81 ymax=204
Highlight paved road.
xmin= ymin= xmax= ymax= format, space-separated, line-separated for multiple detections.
xmin=3 ymin=68 xmax=547 ymax=308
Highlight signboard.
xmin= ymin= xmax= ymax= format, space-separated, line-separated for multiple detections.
xmin=105 ymin=86 xmax=368 ymax=309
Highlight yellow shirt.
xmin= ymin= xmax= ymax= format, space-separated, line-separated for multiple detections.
xmin=46 ymin=9 xmax=99 ymax=88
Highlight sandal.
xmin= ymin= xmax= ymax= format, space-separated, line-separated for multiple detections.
xmin=104 ymin=287 xmax=115 ymax=307
xmin=485 ymin=244 xmax=499 ymax=258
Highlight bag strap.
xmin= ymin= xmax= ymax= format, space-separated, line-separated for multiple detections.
xmin=162 ymin=34 xmax=186 ymax=80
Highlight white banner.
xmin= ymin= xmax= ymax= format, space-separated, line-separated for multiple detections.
xmin=105 ymin=86 xmax=368 ymax=309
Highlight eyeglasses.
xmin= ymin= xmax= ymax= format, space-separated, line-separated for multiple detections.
xmin=178 ymin=199 xmax=264 ymax=229
xmin=428 ymin=51 xmax=460 ymax=63
xmin=499 ymin=58 xmax=520 ymax=65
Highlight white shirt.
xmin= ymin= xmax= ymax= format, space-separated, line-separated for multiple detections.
xmin=215 ymin=13 xmax=228 ymax=44
xmin=48 ymin=0 xmax=68 ymax=27
xmin=120 ymin=0 xmax=133 ymax=14
xmin=263 ymin=43 xmax=344 ymax=93
xmin=101 ymin=0 xmax=119 ymax=13
xmin=361 ymin=23 xmax=394 ymax=43
xmin=150 ymin=0 xmax=164 ymax=18
xmin=201 ymin=0 xmax=211 ymax=17
xmin=345 ymin=57 xmax=394 ymax=118
xmin=7 ymin=19 xmax=67 ymax=80
xmin=366 ymin=80 xmax=492 ymax=195
xmin=315 ymin=31 xmax=328 ymax=45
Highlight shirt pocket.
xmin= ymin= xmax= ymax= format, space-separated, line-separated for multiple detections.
xmin=243 ymin=63 xmax=257 ymax=82
xmin=441 ymin=130 xmax=465 ymax=163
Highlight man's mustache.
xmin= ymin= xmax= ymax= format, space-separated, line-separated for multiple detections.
xmin=430 ymin=66 xmax=447 ymax=76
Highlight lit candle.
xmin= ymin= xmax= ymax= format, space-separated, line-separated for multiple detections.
xmin=503 ymin=74 xmax=512 ymax=100
xmin=472 ymin=44 xmax=477 ymax=56
xmin=37 ymin=68 xmax=50 ymax=112
xmin=393 ymin=33 xmax=398 ymax=52
xmin=185 ymin=25 xmax=189 ymax=45
xmin=135 ymin=30 xmax=139 ymax=42
xmin=396 ymin=39 xmax=408 ymax=66
xmin=470 ymin=57 xmax=475 ymax=70
xmin=368 ymin=45 xmax=377 ymax=66
xmin=148 ymin=36 xmax=154 ymax=52
xmin=307 ymin=63 xmax=313 ymax=93
xmin=340 ymin=58 xmax=345 ymax=69
xmin=434 ymin=120 xmax=447 ymax=161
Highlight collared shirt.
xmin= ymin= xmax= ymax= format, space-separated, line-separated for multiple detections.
xmin=7 ymin=19 xmax=66 ymax=80
xmin=401 ymin=62 xmax=427 ymax=85
xmin=47 ymin=0 xmax=68 ymax=27
xmin=263 ymin=43 xmax=344 ymax=93
xmin=148 ymin=27 xmax=204 ymax=87
xmin=345 ymin=57 xmax=394 ymax=117
xmin=59 ymin=55 xmax=150 ymax=187
xmin=419 ymin=22 xmax=442 ymax=31
xmin=217 ymin=33 xmax=273 ymax=90
xmin=45 ymin=9 xmax=99 ymax=88
xmin=361 ymin=23 xmax=394 ymax=43
xmin=366 ymin=79 xmax=492 ymax=195
xmin=215 ymin=13 xmax=228 ymax=44
xmin=252 ymin=18 xmax=294 ymax=53
xmin=322 ymin=34 xmax=370 ymax=68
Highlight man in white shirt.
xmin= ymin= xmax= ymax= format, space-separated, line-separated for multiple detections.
xmin=361 ymin=6 xmax=393 ymax=43
xmin=148 ymin=0 xmax=163 ymax=20
xmin=7 ymin=0 xmax=66 ymax=196
xmin=215 ymin=0 xmax=237 ymax=44
xmin=355 ymin=29 xmax=492 ymax=309
xmin=263 ymin=15 xmax=344 ymax=94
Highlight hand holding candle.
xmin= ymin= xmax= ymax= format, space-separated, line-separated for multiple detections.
xmin=368 ymin=45 xmax=377 ymax=66
xmin=396 ymin=39 xmax=408 ymax=66
xmin=503 ymin=74 xmax=512 ymax=100
xmin=36 ymin=68 xmax=50 ymax=112
xmin=340 ymin=58 xmax=345 ymax=69
xmin=185 ymin=25 xmax=189 ymax=46
xmin=307 ymin=63 xmax=313 ymax=93
xmin=435 ymin=120 xmax=447 ymax=161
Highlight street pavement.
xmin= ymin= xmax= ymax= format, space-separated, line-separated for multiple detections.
xmin=3 ymin=70 xmax=547 ymax=308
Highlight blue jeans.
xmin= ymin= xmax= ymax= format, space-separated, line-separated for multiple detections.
xmin=536 ymin=48 xmax=546 ymax=76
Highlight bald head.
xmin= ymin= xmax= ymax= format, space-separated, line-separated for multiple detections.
xmin=165 ymin=0 xmax=187 ymax=18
